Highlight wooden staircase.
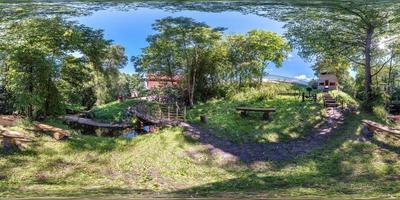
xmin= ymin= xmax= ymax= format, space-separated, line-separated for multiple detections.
xmin=323 ymin=93 xmax=338 ymax=108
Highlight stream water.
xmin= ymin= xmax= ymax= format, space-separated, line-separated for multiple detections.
xmin=66 ymin=121 xmax=155 ymax=139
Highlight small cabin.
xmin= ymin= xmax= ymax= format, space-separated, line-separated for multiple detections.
xmin=318 ymin=74 xmax=338 ymax=91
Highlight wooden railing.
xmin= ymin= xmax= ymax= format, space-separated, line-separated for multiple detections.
xmin=155 ymin=103 xmax=186 ymax=122
xmin=130 ymin=102 xmax=186 ymax=123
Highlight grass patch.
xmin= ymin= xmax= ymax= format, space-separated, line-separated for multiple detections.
xmin=329 ymin=90 xmax=360 ymax=109
xmin=0 ymin=111 xmax=399 ymax=198
xmin=90 ymin=99 xmax=141 ymax=122
xmin=187 ymin=84 xmax=325 ymax=144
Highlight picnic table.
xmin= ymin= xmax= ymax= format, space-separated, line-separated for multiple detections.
xmin=236 ymin=107 xmax=276 ymax=120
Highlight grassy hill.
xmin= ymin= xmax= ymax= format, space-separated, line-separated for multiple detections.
xmin=0 ymin=84 xmax=399 ymax=198
xmin=188 ymin=83 xmax=325 ymax=143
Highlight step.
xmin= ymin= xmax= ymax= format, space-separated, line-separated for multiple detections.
xmin=325 ymin=103 xmax=338 ymax=107
xmin=324 ymin=98 xmax=335 ymax=101
xmin=324 ymin=100 xmax=336 ymax=103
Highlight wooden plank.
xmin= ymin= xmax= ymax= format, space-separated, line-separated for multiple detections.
xmin=236 ymin=107 xmax=276 ymax=112
xmin=63 ymin=116 xmax=130 ymax=129
xmin=362 ymin=120 xmax=400 ymax=135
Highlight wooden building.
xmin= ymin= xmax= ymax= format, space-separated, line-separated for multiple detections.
xmin=145 ymin=73 xmax=180 ymax=90
xmin=318 ymin=73 xmax=339 ymax=91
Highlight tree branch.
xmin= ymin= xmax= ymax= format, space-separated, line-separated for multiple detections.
xmin=371 ymin=54 xmax=393 ymax=77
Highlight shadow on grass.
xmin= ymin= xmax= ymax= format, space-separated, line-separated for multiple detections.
xmin=66 ymin=135 xmax=118 ymax=153
xmin=369 ymin=135 xmax=400 ymax=154
xmin=1 ymin=187 xmax=155 ymax=198
xmin=173 ymin=111 xmax=400 ymax=197
xmin=174 ymin=112 xmax=400 ymax=197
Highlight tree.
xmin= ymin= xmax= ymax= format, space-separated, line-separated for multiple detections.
xmin=93 ymin=45 xmax=128 ymax=104
xmin=0 ymin=17 xmax=124 ymax=118
xmin=135 ymin=17 xmax=224 ymax=106
xmin=227 ymin=30 xmax=291 ymax=87
xmin=283 ymin=1 xmax=400 ymax=110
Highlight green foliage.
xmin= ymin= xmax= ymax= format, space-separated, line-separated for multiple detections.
xmin=90 ymin=99 xmax=141 ymax=122
xmin=329 ymin=90 xmax=360 ymax=109
xmin=228 ymin=82 xmax=302 ymax=101
xmin=373 ymin=105 xmax=389 ymax=123
xmin=226 ymin=30 xmax=291 ymax=87
xmin=283 ymin=2 xmax=400 ymax=110
xmin=135 ymin=17 xmax=225 ymax=106
xmin=0 ymin=17 xmax=132 ymax=117
xmin=135 ymin=17 xmax=291 ymax=105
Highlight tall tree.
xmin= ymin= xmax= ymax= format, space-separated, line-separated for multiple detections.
xmin=227 ymin=30 xmax=291 ymax=87
xmin=0 ymin=17 xmax=123 ymax=118
xmin=283 ymin=1 xmax=400 ymax=110
xmin=135 ymin=17 xmax=224 ymax=106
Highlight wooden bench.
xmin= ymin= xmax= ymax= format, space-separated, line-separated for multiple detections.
xmin=0 ymin=130 xmax=32 ymax=151
xmin=362 ymin=120 xmax=400 ymax=136
xmin=236 ymin=107 xmax=276 ymax=120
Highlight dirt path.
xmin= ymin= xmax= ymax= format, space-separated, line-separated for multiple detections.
xmin=180 ymin=107 xmax=345 ymax=162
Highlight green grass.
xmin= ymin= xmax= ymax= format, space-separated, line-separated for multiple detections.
xmin=329 ymin=90 xmax=360 ymax=109
xmin=0 ymin=111 xmax=399 ymax=198
xmin=90 ymin=99 xmax=141 ymax=122
xmin=187 ymin=84 xmax=325 ymax=144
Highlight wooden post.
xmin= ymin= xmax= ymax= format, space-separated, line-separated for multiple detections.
xmin=262 ymin=112 xmax=270 ymax=120
xmin=302 ymin=92 xmax=305 ymax=102
xmin=200 ymin=115 xmax=208 ymax=123
xmin=176 ymin=106 xmax=179 ymax=121
xmin=184 ymin=106 xmax=187 ymax=121
xmin=167 ymin=106 xmax=170 ymax=120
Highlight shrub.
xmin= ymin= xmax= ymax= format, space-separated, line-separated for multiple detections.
xmin=373 ymin=105 xmax=389 ymax=123
xmin=329 ymin=90 xmax=359 ymax=109
xmin=229 ymin=83 xmax=303 ymax=102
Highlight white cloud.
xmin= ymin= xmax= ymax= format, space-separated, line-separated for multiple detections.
xmin=295 ymin=74 xmax=312 ymax=82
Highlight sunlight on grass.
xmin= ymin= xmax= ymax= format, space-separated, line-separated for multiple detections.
xmin=0 ymin=114 xmax=399 ymax=198
xmin=90 ymin=99 xmax=141 ymax=122
xmin=188 ymin=84 xmax=325 ymax=144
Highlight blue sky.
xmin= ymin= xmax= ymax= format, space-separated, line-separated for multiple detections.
xmin=73 ymin=7 xmax=315 ymax=80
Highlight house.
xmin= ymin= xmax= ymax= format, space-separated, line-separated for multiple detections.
xmin=318 ymin=73 xmax=338 ymax=91
xmin=145 ymin=73 xmax=180 ymax=90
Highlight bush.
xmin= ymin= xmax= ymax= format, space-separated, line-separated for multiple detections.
xmin=229 ymin=83 xmax=303 ymax=102
xmin=329 ymin=90 xmax=359 ymax=109
xmin=373 ymin=105 xmax=389 ymax=123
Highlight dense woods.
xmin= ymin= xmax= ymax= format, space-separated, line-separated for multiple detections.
xmin=0 ymin=17 xmax=143 ymax=118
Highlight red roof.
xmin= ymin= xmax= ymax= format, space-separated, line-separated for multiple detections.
xmin=146 ymin=73 xmax=180 ymax=82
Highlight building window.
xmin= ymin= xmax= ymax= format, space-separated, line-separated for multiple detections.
xmin=330 ymin=82 xmax=336 ymax=86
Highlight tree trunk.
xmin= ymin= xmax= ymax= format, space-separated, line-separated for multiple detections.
xmin=388 ymin=52 xmax=393 ymax=95
xmin=364 ymin=25 xmax=374 ymax=112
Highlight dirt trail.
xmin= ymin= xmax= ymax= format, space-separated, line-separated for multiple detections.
xmin=181 ymin=107 xmax=345 ymax=162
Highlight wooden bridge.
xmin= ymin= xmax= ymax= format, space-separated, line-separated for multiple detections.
xmin=127 ymin=102 xmax=186 ymax=126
